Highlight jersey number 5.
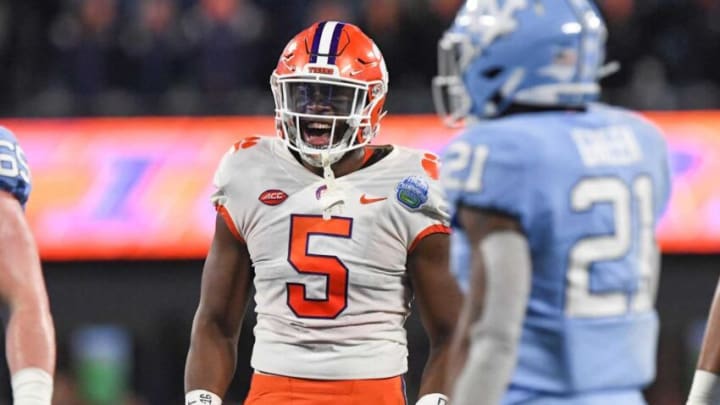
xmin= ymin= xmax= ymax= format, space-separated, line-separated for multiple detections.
xmin=287 ymin=215 xmax=353 ymax=319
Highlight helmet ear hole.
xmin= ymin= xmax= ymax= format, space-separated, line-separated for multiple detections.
xmin=482 ymin=67 xmax=503 ymax=79
xmin=369 ymin=83 xmax=384 ymax=100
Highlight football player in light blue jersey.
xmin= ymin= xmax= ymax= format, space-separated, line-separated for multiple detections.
xmin=0 ymin=127 xmax=55 ymax=405
xmin=433 ymin=1 xmax=672 ymax=404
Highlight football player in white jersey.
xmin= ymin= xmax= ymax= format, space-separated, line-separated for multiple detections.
xmin=0 ymin=127 xmax=55 ymax=405
xmin=184 ymin=21 xmax=462 ymax=405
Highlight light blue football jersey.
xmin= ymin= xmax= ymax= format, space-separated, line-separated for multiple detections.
xmin=0 ymin=127 xmax=31 ymax=207
xmin=442 ymin=103 xmax=672 ymax=397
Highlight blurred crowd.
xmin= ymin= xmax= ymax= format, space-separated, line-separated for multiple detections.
xmin=0 ymin=0 xmax=718 ymax=117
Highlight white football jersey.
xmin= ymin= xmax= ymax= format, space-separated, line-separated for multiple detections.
xmin=211 ymin=137 xmax=450 ymax=379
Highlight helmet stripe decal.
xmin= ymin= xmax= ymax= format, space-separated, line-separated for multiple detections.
xmin=309 ymin=21 xmax=327 ymax=63
xmin=314 ymin=21 xmax=340 ymax=65
xmin=327 ymin=22 xmax=346 ymax=65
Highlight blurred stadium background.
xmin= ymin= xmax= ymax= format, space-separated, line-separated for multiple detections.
xmin=0 ymin=0 xmax=718 ymax=404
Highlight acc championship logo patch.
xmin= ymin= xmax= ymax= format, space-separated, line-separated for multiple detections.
xmin=259 ymin=189 xmax=288 ymax=206
xmin=396 ymin=176 xmax=428 ymax=210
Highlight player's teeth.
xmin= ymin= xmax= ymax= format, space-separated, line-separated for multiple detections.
xmin=308 ymin=122 xmax=331 ymax=129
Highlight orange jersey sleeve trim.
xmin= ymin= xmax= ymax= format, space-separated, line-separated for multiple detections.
xmin=408 ymin=224 xmax=451 ymax=253
xmin=215 ymin=204 xmax=245 ymax=242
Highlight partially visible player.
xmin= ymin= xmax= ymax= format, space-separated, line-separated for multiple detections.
xmin=434 ymin=1 xmax=672 ymax=404
xmin=687 ymin=283 xmax=720 ymax=404
xmin=0 ymin=127 xmax=55 ymax=404
xmin=185 ymin=21 xmax=461 ymax=405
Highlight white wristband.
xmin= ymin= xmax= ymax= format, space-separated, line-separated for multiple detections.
xmin=186 ymin=389 xmax=222 ymax=405
xmin=12 ymin=368 xmax=53 ymax=405
xmin=688 ymin=370 xmax=720 ymax=405
xmin=416 ymin=393 xmax=449 ymax=405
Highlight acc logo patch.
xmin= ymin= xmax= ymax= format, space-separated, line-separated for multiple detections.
xmin=395 ymin=176 xmax=428 ymax=210
xmin=259 ymin=189 xmax=288 ymax=206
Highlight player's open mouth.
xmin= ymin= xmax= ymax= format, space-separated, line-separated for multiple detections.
xmin=301 ymin=120 xmax=333 ymax=148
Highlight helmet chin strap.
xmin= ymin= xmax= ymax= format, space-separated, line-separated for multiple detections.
xmin=319 ymin=150 xmax=345 ymax=220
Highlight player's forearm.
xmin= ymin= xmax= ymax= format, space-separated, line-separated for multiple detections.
xmin=697 ymin=341 xmax=720 ymax=383
xmin=452 ymin=330 xmax=518 ymax=405
xmin=451 ymin=231 xmax=532 ymax=405
xmin=417 ymin=338 xmax=454 ymax=405
xmin=5 ymin=303 xmax=55 ymax=405
xmin=418 ymin=341 xmax=453 ymax=397
xmin=184 ymin=315 xmax=239 ymax=396
xmin=5 ymin=304 xmax=55 ymax=374
xmin=445 ymin=308 xmax=473 ymax=393
xmin=0 ymin=197 xmax=55 ymax=375
xmin=688 ymin=283 xmax=720 ymax=404
xmin=698 ymin=284 xmax=720 ymax=372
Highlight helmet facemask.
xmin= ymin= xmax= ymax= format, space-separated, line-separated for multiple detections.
xmin=432 ymin=33 xmax=475 ymax=128
xmin=272 ymin=70 xmax=384 ymax=168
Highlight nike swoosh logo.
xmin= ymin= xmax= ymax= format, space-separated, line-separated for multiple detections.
xmin=360 ymin=194 xmax=387 ymax=204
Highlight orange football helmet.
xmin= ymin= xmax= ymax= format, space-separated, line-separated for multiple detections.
xmin=271 ymin=21 xmax=389 ymax=167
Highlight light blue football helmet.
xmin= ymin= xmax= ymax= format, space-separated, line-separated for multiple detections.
xmin=433 ymin=0 xmax=608 ymax=126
